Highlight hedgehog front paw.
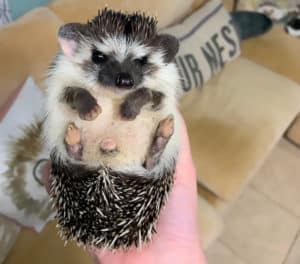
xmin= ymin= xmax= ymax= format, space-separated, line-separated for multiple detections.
xmin=120 ymin=101 xmax=140 ymax=120
xmin=120 ymin=88 xmax=152 ymax=120
xmin=63 ymin=87 xmax=102 ymax=121
xmin=79 ymin=103 xmax=101 ymax=121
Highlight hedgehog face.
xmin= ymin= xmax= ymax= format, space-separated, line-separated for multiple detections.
xmin=83 ymin=38 xmax=152 ymax=90
xmin=57 ymin=8 xmax=179 ymax=92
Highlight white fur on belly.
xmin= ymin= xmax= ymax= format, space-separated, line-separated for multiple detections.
xmin=44 ymin=54 xmax=180 ymax=174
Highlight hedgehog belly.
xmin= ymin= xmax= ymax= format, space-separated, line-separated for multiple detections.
xmin=65 ymin=90 xmax=164 ymax=169
xmin=49 ymin=153 xmax=176 ymax=249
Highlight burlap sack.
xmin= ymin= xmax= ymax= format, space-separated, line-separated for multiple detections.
xmin=163 ymin=0 xmax=241 ymax=91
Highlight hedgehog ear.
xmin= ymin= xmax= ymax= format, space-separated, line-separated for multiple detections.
xmin=155 ymin=34 xmax=179 ymax=63
xmin=58 ymin=23 xmax=86 ymax=58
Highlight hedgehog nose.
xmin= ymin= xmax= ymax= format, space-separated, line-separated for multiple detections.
xmin=115 ymin=72 xmax=134 ymax=88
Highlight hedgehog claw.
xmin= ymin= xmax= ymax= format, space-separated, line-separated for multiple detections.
xmin=79 ymin=104 xmax=101 ymax=121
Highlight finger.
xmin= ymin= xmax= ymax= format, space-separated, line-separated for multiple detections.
xmin=174 ymin=113 xmax=197 ymax=186
xmin=155 ymin=112 xmax=199 ymax=241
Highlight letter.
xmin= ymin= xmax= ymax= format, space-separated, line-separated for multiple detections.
xmin=201 ymin=42 xmax=219 ymax=75
xmin=211 ymin=33 xmax=225 ymax=68
xmin=175 ymin=56 xmax=192 ymax=91
xmin=184 ymin=54 xmax=204 ymax=88
xmin=221 ymin=25 xmax=237 ymax=58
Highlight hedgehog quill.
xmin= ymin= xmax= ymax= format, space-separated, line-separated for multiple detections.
xmin=44 ymin=8 xmax=181 ymax=249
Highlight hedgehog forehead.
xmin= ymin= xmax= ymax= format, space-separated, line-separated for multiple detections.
xmin=93 ymin=36 xmax=152 ymax=62
xmin=86 ymin=8 xmax=158 ymax=42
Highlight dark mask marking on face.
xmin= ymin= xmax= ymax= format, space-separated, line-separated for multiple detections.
xmin=81 ymin=49 xmax=160 ymax=89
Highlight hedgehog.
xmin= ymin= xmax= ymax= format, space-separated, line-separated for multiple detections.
xmin=44 ymin=8 xmax=181 ymax=249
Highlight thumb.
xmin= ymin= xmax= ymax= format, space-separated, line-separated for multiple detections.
xmin=154 ymin=114 xmax=199 ymax=242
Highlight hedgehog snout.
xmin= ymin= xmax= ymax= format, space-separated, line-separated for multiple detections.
xmin=115 ymin=72 xmax=134 ymax=89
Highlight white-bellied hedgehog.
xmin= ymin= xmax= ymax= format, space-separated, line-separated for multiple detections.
xmin=45 ymin=8 xmax=181 ymax=249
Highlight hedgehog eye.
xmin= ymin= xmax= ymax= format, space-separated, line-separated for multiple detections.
xmin=92 ymin=49 xmax=108 ymax=64
xmin=134 ymin=56 xmax=148 ymax=66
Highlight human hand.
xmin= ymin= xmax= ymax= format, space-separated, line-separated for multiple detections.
xmin=89 ymin=116 xmax=206 ymax=264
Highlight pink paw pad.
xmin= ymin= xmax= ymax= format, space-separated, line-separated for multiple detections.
xmin=100 ymin=138 xmax=118 ymax=155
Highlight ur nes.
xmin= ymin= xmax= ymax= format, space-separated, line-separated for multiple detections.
xmin=175 ymin=20 xmax=238 ymax=91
